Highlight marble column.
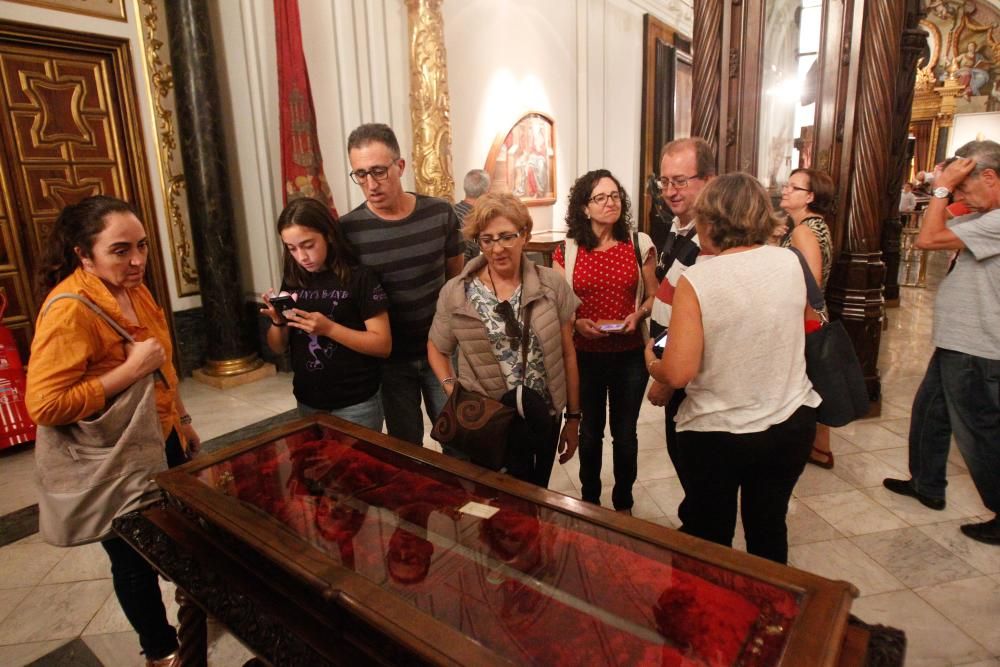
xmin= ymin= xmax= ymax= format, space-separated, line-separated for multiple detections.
xmin=164 ymin=0 xmax=263 ymax=379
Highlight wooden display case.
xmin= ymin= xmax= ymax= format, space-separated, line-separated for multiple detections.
xmin=115 ymin=415 xmax=868 ymax=666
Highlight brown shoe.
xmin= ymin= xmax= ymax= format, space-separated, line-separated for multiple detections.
xmin=807 ymin=446 xmax=834 ymax=469
xmin=616 ymin=508 xmax=633 ymax=516
xmin=146 ymin=651 xmax=180 ymax=667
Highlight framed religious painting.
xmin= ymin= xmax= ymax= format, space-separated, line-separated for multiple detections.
xmin=484 ymin=112 xmax=556 ymax=206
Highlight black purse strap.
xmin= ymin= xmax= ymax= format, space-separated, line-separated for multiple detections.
xmin=519 ymin=300 xmax=533 ymax=371
xmin=788 ymin=247 xmax=829 ymax=323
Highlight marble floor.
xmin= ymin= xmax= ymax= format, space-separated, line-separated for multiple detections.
xmin=0 ymin=250 xmax=997 ymax=665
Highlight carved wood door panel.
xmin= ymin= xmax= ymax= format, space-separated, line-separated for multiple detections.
xmin=0 ymin=21 xmax=170 ymax=361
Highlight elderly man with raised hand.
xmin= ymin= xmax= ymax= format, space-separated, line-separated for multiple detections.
xmin=338 ymin=123 xmax=464 ymax=445
xmin=884 ymin=139 xmax=1000 ymax=545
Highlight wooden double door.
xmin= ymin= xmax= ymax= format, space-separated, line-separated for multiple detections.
xmin=0 ymin=20 xmax=170 ymax=361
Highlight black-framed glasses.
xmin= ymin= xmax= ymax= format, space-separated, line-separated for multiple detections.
xmin=656 ymin=174 xmax=701 ymax=190
xmin=781 ymin=183 xmax=811 ymax=193
xmin=588 ymin=191 xmax=622 ymax=206
xmin=349 ymin=161 xmax=397 ymax=185
xmin=478 ymin=231 xmax=522 ymax=250
xmin=494 ymin=301 xmax=522 ymax=339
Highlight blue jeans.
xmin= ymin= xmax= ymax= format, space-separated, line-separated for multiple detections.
xmin=379 ymin=356 xmax=448 ymax=445
xmin=908 ymin=350 xmax=954 ymax=501
xmin=576 ymin=349 xmax=649 ymax=510
xmin=936 ymin=348 xmax=1000 ymax=514
xmin=298 ymin=392 xmax=384 ymax=432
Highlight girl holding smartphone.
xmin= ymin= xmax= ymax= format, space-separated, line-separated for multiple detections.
xmin=261 ymin=198 xmax=391 ymax=430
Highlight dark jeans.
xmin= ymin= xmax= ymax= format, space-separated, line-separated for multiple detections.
xmin=936 ymin=349 xmax=1000 ymax=514
xmin=577 ymin=349 xmax=649 ymax=510
xmin=678 ymin=405 xmax=816 ymax=564
xmin=505 ymin=416 xmax=561 ymax=488
xmin=908 ymin=350 xmax=954 ymax=501
xmin=380 ymin=356 xmax=449 ymax=445
xmin=100 ymin=430 xmax=186 ymax=660
xmin=665 ymin=388 xmax=691 ymax=524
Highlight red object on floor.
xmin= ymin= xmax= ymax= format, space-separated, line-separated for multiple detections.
xmin=0 ymin=291 xmax=35 ymax=448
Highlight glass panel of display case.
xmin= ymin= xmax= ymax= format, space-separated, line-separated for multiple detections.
xmin=191 ymin=423 xmax=804 ymax=666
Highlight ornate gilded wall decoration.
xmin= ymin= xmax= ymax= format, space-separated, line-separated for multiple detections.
xmin=134 ymin=0 xmax=199 ymax=295
xmin=405 ymin=0 xmax=455 ymax=201
xmin=920 ymin=0 xmax=1000 ymax=113
xmin=6 ymin=0 xmax=126 ymax=22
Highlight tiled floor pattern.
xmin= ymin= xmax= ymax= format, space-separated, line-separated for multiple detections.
xmin=0 ymin=250 xmax=997 ymax=665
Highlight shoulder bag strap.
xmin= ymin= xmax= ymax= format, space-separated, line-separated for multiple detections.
xmin=44 ymin=293 xmax=136 ymax=343
xmin=520 ymin=300 xmax=533 ymax=371
xmin=788 ymin=247 xmax=829 ymax=324
xmin=43 ymin=293 xmax=168 ymax=385
xmin=512 ymin=301 xmax=535 ymax=418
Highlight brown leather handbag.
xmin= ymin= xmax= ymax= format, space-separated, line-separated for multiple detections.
xmin=431 ymin=383 xmax=516 ymax=470
xmin=431 ymin=302 xmax=532 ymax=470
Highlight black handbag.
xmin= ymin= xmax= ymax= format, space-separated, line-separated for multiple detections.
xmin=789 ymin=249 xmax=870 ymax=426
xmin=431 ymin=302 xmax=535 ymax=470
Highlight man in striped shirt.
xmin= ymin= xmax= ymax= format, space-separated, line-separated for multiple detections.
xmin=647 ymin=138 xmax=716 ymax=522
xmin=339 ymin=123 xmax=464 ymax=444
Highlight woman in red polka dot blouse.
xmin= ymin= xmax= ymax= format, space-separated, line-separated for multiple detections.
xmin=553 ymin=169 xmax=658 ymax=513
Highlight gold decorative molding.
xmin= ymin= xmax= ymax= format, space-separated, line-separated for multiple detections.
xmin=405 ymin=0 xmax=455 ymax=201
xmin=5 ymin=0 xmax=126 ymax=22
xmin=133 ymin=0 xmax=200 ymax=295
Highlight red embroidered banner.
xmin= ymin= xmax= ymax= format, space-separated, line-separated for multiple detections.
xmin=274 ymin=0 xmax=337 ymax=216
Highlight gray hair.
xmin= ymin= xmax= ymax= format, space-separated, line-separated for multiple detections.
xmin=463 ymin=169 xmax=491 ymax=198
xmin=955 ymin=139 xmax=1000 ymax=175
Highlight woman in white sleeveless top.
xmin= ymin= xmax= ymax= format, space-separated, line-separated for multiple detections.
xmin=644 ymin=173 xmax=821 ymax=564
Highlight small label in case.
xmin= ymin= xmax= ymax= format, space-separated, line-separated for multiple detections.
xmin=459 ymin=501 xmax=500 ymax=519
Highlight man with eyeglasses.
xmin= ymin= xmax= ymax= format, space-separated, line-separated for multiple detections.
xmin=339 ymin=123 xmax=464 ymax=445
xmin=646 ymin=138 xmax=717 ymax=519
xmin=882 ymin=139 xmax=1000 ymax=546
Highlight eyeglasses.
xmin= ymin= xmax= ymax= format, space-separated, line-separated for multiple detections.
xmin=349 ymin=161 xmax=397 ymax=185
xmin=781 ymin=183 xmax=811 ymax=193
xmin=656 ymin=175 xmax=701 ymax=191
xmin=588 ymin=191 xmax=622 ymax=206
xmin=494 ymin=301 xmax=522 ymax=339
xmin=477 ymin=231 xmax=522 ymax=250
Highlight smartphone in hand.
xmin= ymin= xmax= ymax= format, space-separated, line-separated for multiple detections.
xmin=268 ymin=294 xmax=296 ymax=322
xmin=653 ymin=329 xmax=668 ymax=358
xmin=596 ymin=319 xmax=626 ymax=333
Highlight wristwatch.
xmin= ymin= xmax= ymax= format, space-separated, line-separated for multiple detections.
xmin=933 ymin=186 xmax=952 ymax=199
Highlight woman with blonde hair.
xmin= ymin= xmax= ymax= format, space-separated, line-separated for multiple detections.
xmin=428 ymin=193 xmax=581 ymax=486
xmin=645 ymin=173 xmax=820 ymax=564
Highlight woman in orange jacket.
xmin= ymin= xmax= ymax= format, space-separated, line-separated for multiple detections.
xmin=26 ymin=196 xmax=197 ymax=667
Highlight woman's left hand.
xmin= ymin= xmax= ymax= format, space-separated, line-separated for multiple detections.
xmin=622 ymin=311 xmax=643 ymax=334
xmin=179 ymin=422 xmax=201 ymax=458
xmin=558 ymin=420 xmax=579 ymax=463
xmin=285 ymin=309 xmax=333 ymax=337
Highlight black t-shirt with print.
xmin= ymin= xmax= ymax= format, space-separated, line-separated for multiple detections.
xmin=282 ymin=265 xmax=388 ymax=410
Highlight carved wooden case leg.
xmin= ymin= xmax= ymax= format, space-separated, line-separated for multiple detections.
xmin=175 ymin=588 xmax=208 ymax=666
